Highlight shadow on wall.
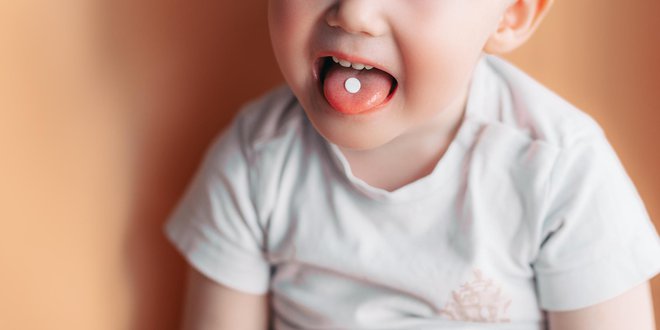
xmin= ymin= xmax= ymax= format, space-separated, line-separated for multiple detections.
xmin=102 ymin=1 xmax=282 ymax=328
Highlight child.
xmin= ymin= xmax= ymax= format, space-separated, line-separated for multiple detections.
xmin=164 ymin=0 xmax=660 ymax=328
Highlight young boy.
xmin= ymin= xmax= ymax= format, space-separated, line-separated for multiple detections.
xmin=164 ymin=0 xmax=660 ymax=328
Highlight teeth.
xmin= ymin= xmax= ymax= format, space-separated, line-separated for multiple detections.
xmin=330 ymin=56 xmax=373 ymax=71
xmin=351 ymin=63 xmax=365 ymax=70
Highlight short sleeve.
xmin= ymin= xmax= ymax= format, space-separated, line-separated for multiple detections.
xmin=533 ymin=129 xmax=660 ymax=311
xmin=163 ymin=122 xmax=270 ymax=295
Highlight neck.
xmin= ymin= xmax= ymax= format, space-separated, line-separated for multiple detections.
xmin=338 ymin=87 xmax=469 ymax=191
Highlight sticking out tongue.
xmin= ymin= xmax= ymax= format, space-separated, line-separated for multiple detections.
xmin=323 ymin=63 xmax=394 ymax=115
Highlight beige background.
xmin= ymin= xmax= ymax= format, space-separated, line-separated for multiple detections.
xmin=1 ymin=0 xmax=658 ymax=328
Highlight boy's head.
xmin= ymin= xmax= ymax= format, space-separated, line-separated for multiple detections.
xmin=268 ymin=0 xmax=553 ymax=150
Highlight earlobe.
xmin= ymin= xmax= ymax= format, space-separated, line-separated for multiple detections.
xmin=484 ymin=0 xmax=554 ymax=55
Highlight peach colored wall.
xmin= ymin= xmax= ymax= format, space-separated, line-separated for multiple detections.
xmin=0 ymin=0 xmax=658 ymax=329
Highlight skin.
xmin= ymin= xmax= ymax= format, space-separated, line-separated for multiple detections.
xmin=180 ymin=267 xmax=270 ymax=330
xmin=179 ymin=0 xmax=657 ymax=328
xmin=547 ymin=281 xmax=656 ymax=330
xmin=268 ymin=0 xmax=511 ymax=190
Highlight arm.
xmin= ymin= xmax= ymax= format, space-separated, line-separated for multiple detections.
xmin=547 ymin=281 xmax=656 ymax=330
xmin=180 ymin=266 xmax=270 ymax=330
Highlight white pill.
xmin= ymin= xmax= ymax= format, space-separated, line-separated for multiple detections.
xmin=344 ymin=77 xmax=361 ymax=94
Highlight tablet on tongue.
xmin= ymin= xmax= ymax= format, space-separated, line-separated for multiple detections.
xmin=323 ymin=64 xmax=393 ymax=115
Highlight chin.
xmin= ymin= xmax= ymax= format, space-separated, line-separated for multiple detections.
xmin=298 ymin=85 xmax=401 ymax=151
xmin=319 ymin=127 xmax=395 ymax=151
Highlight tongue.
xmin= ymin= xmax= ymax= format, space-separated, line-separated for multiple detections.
xmin=323 ymin=64 xmax=393 ymax=115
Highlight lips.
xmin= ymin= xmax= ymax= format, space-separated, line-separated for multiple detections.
xmin=315 ymin=55 xmax=398 ymax=115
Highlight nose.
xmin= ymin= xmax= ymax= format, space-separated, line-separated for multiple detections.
xmin=325 ymin=0 xmax=388 ymax=37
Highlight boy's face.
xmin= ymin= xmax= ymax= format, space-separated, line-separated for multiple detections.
xmin=269 ymin=0 xmax=511 ymax=150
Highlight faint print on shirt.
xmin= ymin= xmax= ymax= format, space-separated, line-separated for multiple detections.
xmin=438 ymin=269 xmax=512 ymax=323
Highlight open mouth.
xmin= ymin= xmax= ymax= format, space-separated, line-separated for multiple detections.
xmin=315 ymin=56 xmax=398 ymax=115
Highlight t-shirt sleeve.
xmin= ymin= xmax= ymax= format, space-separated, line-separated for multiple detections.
xmin=163 ymin=122 xmax=270 ymax=295
xmin=533 ymin=129 xmax=660 ymax=311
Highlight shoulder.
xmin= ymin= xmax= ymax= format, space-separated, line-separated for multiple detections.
xmin=229 ymin=85 xmax=306 ymax=149
xmin=478 ymin=55 xmax=604 ymax=149
xmin=205 ymin=85 xmax=310 ymax=165
xmin=200 ymin=85 xmax=320 ymax=217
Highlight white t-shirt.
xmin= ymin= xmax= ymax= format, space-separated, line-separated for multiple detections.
xmin=164 ymin=55 xmax=660 ymax=329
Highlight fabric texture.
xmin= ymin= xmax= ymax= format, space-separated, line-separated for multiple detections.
xmin=164 ymin=55 xmax=660 ymax=329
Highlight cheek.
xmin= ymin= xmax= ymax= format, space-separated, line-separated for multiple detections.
xmin=268 ymin=1 xmax=315 ymax=81
xmin=268 ymin=1 xmax=296 ymax=59
xmin=397 ymin=14 xmax=494 ymax=101
xmin=400 ymin=34 xmax=477 ymax=106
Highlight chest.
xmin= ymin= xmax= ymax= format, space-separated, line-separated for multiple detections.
xmin=264 ymin=185 xmax=544 ymax=327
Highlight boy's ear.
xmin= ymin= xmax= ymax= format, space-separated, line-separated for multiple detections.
xmin=484 ymin=0 xmax=554 ymax=54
